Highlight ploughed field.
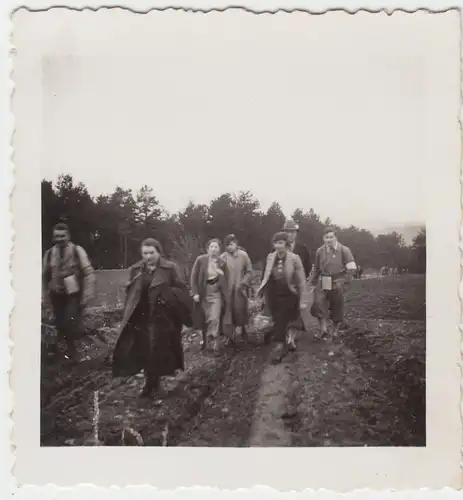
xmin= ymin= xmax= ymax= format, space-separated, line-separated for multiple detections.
xmin=41 ymin=273 xmax=425 ymax=447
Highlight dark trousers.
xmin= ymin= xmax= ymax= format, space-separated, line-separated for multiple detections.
xmin=267 ymin=280 xmax=299 ymax=343
xmin=50 ymin=292 xmax=82 ymax=355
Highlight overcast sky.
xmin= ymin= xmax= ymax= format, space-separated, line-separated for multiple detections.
xmin=38 ymin=10 xmax=438 ymax=229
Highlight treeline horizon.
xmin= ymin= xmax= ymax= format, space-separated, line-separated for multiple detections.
xmin=42 ymin=174 xmax=426 ymax=277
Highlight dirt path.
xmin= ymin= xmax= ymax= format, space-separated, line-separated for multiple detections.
xmin=248 ymin=292 xmax=318 ymax=447
xmin=41 ymin=278 xmax=425 ymax=447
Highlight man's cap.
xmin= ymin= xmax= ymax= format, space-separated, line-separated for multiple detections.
xmin=282 ymin=220 xmax=299 ymax=232
xmin=224 ymin=233 xmax=238 ymax=246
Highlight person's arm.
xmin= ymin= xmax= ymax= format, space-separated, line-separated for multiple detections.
xmin=171 ymin=261 xmax=188 ymax=289
xmin=123 ymin=266 xmax=136 ymax=308
xmin=76 ymin=246 xmax=96 ymax=305
xmin=342 ymin=246 xmax=357 ymax=283
xmin=294 ymin=255 xmax=308 ymax=307
xmin=190 ymin=257 xmax=200 ymax=298
xmin=257 ymin=255 xmax=270 ymax=298
xmin=302 ymin=246 xmax=312 ymax=278
xmin=309 ymin=249 xmax=321 ymax=287
xmin=241 ymin=252 xmax=253 ymax=287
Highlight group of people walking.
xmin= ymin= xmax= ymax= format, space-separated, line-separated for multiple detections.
xmin=42 ymin=220 xmax=357 ymax=398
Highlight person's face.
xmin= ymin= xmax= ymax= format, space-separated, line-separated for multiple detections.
xmin=141 ymin=245 xmax=160 ymax=264
xmin=323 ymin=232 xmax=337 ymax=247
xmin=208 ymin=242 xmax=220 ymax=255
xmin=273 ymin=240 xmax=287 ymax=253
xmin=286 ymin=230 xmax=297 ymax=243
xmin=226 ymin=241 xmax=238 ymax=254
xmin=53 ymin=229 xmax=69 ymax=246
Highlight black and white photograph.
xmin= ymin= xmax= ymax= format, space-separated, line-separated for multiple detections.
xmin=10 ymin=6 xmax=461 ymax=490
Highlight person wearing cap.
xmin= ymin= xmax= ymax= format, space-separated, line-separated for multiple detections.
xmin=257 ymin=232 xmax=308 ymax=364
xmin=310 ymin=226 xmax=357 ymax=337
xmin=42 ymin=222 xmax=95 ymax=362
xmin=220 ymin=234 xmax=253 ymax=345
xmin=282 ymin=220 xmax=312 ymax=278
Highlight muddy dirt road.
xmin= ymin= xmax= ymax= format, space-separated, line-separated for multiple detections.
xmin=41 ymin=276 xmax=425 ymax=447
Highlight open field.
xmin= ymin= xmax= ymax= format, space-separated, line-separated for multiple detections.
xmin=41 ymin=274 xmax=425 ymax=447
xmin=92 ymin=269 xmax=129 ymax=309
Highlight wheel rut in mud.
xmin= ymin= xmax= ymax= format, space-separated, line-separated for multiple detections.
xmin=41 ymin=329 xmax=270 ymax=447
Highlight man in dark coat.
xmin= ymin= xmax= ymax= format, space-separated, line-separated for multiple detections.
xmin=282 ymin=220 xmax=312 ymax=277
xmin=282 ymin=220 xmax=312 ymax=347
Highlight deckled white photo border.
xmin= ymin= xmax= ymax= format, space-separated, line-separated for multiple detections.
xmin=3 ymin=1 xmax=463 ymax=498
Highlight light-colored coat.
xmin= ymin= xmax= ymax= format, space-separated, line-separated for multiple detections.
xmin=190 ymin=254 xmax=228 ymax=330
xmin=258 ymin=251 xmax=308 ymax=305
xmin=220 ymin=249 xmax=252 ymax=327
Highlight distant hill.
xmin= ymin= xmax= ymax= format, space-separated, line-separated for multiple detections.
xmin=369 ymin=224 xmax=424 ymax=246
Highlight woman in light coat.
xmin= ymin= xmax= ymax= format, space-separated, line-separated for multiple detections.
xmin=257 ymin=232 xmax=308 ymax=364
xmin=191 ymin=239 xmax=228 ymax=353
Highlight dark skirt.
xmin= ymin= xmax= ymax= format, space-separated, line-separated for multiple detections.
xmin=267 ymin=278 xmax=299 ymax=343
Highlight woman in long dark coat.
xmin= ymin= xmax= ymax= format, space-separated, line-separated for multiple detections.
xmin=112 ymin=238 xmax=192 ymax=398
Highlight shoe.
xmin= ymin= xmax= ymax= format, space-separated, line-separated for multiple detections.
xmin=286 ymin=329 xmax=297 ymax=351
xmin=271 ymin=343 xmax=286 ymax=364
xmin=139 ymin=378 xmax=159 ymax=398
xmin=226 ymin=337 xmax=237 ymax=348
xmin=210 ymin=339 xmax=221 ymax=355
xmin=64 ymin=350 xmax=80 ymax=363
xmin=287 ymin=338 xmax=297 ymax=352
xmin=63 ymin=340 xmax=78 ymax=362
xmin=200 ymin=331 xmax=207 ymax=351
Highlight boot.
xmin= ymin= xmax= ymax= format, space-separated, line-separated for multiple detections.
xmin=200 ymin=329 xmax=207 ymax=351
xmin=317 ymin=319 xmax=328 ymax=339
xmin=64 ymin=338 xmax=79 ymax=362
xmin=140 ymin=374 xmax=160 ymax=398
xmin=211 ymin=338 xmax=221 ymax=356
xmin=286 ymin=329 xmax=297 ymax=352
xmin=241 ymin=326 xmax=249 ymax=346
xmin=271 ymin=342 xmax=287 ymax=364
xmin=332 ymin=322 xmax=341 ymax=337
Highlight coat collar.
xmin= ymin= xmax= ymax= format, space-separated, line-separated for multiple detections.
xmin=132 ymin=257 xmax=171 ymax=270
xmin=129 ymin=257 xmax=173 ymax=288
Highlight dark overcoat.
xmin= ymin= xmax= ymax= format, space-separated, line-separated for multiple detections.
xmin=112 ymin=258 xmax=192 ymax=379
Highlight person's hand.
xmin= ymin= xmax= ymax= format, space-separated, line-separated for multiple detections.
xmin=300 ymin=302 xmax=308 ymax=310
xmin=193 ymin=294 xmax=200 ymax=303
